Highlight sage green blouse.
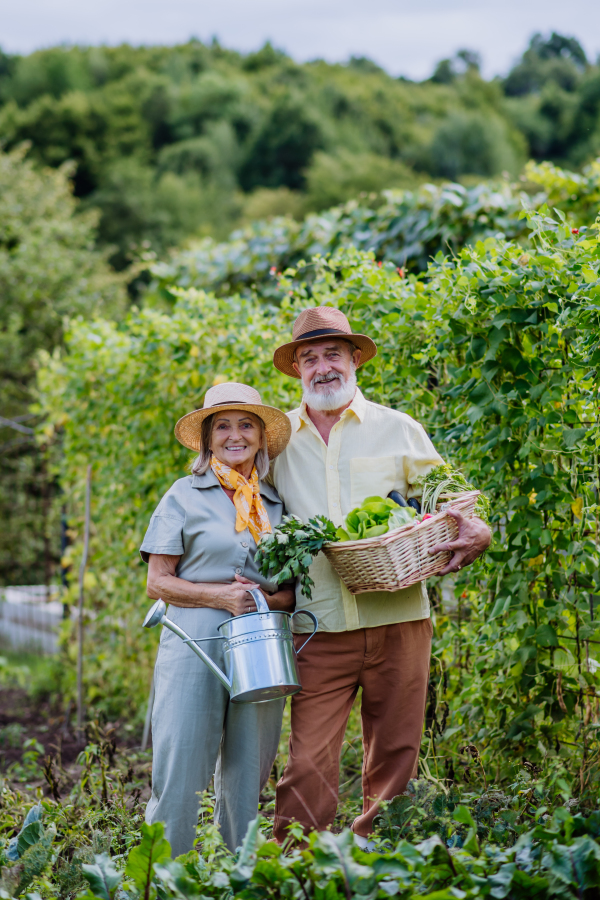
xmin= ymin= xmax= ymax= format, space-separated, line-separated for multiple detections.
xmin=139 ymin=468 xmax=285 ymax=594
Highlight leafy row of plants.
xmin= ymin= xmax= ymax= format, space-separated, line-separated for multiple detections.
xmin=148 ymin=159 xmax=600 ymax=302
xmin=3 ymin=753 xmax=600 ymax=900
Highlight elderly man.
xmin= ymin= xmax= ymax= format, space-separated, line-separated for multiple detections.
xmin=270 ymin=306 xmax=490 ymax=845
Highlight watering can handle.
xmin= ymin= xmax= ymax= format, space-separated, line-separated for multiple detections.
xmin=291 ymin=609 xmax=319 ymax=655
xmin=248 ymin=587 xmax=270 ymax=613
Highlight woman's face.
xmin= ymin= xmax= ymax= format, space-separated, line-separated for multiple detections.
xmin=210 ymin=411 xmax=263 ymax=474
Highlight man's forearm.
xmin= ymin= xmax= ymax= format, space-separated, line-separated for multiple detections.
xmin=472 ymin=517 xmax=492 ymax=553
xmin=265 ymin=588 xmax=296 ymax=613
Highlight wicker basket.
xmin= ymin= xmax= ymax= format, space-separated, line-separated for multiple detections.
xmin=323 ymin=491 xmax=480 ymax=594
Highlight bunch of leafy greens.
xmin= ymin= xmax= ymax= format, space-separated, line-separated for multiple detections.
xmin=255 ymin=515 xmax=338 ymax=598
xmin=417 ymin=464 xmax=490 ymax=522
xmin=336 ymin=495 xmax=410 ymax=541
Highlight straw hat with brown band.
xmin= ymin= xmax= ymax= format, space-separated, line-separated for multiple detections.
xmin=273 ymin=307 xmax=378 ymax=378
xmin=175 ymin=382 xmax=291 ymax=460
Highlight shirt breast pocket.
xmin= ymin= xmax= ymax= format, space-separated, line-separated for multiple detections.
xmin=350 ymin=456 xmax=397 ymax=508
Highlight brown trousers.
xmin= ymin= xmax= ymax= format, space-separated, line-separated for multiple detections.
xmin=273 ymin=617 xmax=432 ymax=841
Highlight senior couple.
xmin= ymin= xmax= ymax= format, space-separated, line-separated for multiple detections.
xmin=140 ymin=306 xmax=491 ymax=856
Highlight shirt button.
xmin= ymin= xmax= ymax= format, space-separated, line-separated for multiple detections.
xmin=241 ymin=542 xmax=248 ymax=548
xmin=235 ymin=567 xmax=242 ymax=574
xmin=332 ymin=502 xmax=338 ymax=507
xmin=329 ymin=465 xmax=335 ymax=470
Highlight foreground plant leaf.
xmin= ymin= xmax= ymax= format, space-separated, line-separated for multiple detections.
xmin=81 ymin=853 xmax=122 ymax=900
xmin=125 ymin=822 xmax=171 ymax=900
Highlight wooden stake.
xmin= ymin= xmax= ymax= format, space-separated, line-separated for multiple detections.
xmin=76 ymin=464 xmax=92 ymax=738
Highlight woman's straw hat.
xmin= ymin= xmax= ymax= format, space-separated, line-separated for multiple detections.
xmin=175 ymin=382 xmax=291 ymax=460
xmin=273 ymin=307 xmax=377 ymax=378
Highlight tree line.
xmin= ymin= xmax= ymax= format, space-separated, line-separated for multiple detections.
xmin=0 ymin=32 xmax=598 ymax=268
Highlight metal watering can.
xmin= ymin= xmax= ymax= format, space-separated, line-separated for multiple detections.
xmin=143 ymin=590 xmax=318 ymax=703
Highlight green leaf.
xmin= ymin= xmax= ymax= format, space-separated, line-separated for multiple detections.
xmin=230 ymin=817 xmax=260 ymax=890
xmin=364 ymin=524 xmax=389 ymax=538
xmin=7 ymin=804 xmax=44 ymax=861
xmin=125 ymin=822 xmax=171 ymax=900
xmin=489 ymin=595 xmax=510 ymax=619
xmin=535 ymin=624 xmax=559 ymax=647
xmin=563 ymin=427 xmax=587 ymax=449
xmin=469 ymin=381 xmax=495 ymax=406
xmin=568 ymin=836 xmax=600 ymax=889
xmin=82 ymin=853 xmax=122 ymax=900
xmin=453 ymin=805 xmax=476 ymax=829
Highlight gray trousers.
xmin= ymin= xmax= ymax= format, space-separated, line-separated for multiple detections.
xmin=146 ymin=606 xmax=284 ymax=856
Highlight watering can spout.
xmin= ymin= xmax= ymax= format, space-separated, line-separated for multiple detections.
xmin=142 ymin=599 xmax=232 ymax=692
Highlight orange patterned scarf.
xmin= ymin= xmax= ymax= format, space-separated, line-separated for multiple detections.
xmin=211 ymin=455 xmax=272 ymax=543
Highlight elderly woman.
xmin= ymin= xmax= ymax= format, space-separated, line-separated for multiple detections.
xmin=140 ymin=382 xmax=295 ymax=856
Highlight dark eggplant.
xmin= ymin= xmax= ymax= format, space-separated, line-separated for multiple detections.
xmin=388 ymin=490 xmax=421 ymax=514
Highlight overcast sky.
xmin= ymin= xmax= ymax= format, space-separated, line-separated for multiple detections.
xmin=2 ymin=0 xmax=599 ymax=80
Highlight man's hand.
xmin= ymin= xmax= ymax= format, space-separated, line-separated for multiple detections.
xmin=428 ymin=511 xmax=491 ymax=576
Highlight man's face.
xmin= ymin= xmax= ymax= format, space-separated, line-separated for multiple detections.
xmin=293 ymin=339 xmax=361 ymax=398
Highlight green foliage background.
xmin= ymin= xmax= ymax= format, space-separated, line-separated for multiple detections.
xmin=0 ymin=146 xmax=125 ymax=586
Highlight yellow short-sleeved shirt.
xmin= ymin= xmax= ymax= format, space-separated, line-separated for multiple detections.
xmin=271 ymin=388 xmax=445 ymax=633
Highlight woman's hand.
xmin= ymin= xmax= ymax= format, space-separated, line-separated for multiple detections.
xmin=220 ymin=577 xmax=262 ymax=616
xmin=235 ymin=575 xmax=295 ymax=613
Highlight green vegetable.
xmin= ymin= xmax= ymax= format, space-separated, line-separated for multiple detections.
xmin=388 ymin=506 xmax=417 ymax=529
xmin=415 ymin=464 xmax=490 ymax=522
xmin=337 ymin=494 xmax=404 ymax=541
xmin=256 ymin=515 xmax=339 ymax=598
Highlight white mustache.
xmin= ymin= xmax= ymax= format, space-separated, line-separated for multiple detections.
xmin=311 ymin=372 xmax=342 ymax=388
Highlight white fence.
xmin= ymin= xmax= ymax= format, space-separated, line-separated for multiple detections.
xmin=0 ymin=586 xmax=64 ymax=654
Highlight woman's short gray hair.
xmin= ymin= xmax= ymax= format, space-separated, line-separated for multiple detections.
xmin=191 ymin=412 xmax=270 ymax=480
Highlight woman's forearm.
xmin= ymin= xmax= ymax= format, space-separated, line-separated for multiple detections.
xmin=147 ymin=571 xmax=230 ymax=609
xmin=152 ymin=578 xmax=295 ymax=613
xmin=146 ymin=554 xmax=296 ymax=614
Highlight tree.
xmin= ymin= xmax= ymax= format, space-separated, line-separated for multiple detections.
xmin=239 ymin=94 xmax=326 ymax=191
xmin=429 ymin=111 xmax=525 ymax=180
xmin=0 ymin=144 xmax=125 ymax=585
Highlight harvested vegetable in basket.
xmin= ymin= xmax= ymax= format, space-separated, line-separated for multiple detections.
xmin=256 ymin=474 xmax=486 ymax=600
xmin=416 ymin=464 xmax=490 ymax=522
xmin=388 ymin=505 xmax=417 ymax=529
xmin=336 ymin=495 xmax=401 ymax=541
xmin=255 ymin=514 xmax=339 ymax=598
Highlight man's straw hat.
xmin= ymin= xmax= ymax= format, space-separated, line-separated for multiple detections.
xmin=175 ymin=382 xmax=291 ymax=459
xmin=273 ymin=307 xmax=377 ymax=378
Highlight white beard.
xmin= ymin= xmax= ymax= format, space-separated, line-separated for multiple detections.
xmin=302 ymin=366 xmax=357 ymax=412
